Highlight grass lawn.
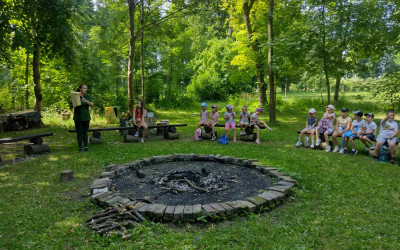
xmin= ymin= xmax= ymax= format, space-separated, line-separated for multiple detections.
xmin=1 ymin=92 xmax=400 ymax=248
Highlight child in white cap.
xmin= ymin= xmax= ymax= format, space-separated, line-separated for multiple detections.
xmin=296 ymin=108 xmax=318 ymax=147
xmin=315 ymin=104 xmax=336 ymax=149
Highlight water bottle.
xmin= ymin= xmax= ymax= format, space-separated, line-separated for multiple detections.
xmin=304 ymin=134 xmax=310 ymax=146
xmin=379 ymin=145 xmax=388 ymax=162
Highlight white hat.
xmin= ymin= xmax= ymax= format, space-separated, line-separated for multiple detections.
xmin=308 ymin=108 xmax=316 ymax=113
xmin=325 ymin=104 xmax=334 ymax=110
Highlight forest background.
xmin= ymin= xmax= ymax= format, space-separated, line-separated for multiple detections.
xmin=1 ymin=0 xmax=400 ymax=120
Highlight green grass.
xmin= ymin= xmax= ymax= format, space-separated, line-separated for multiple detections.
xmin=1 ymin=92 xmax=400 ymax=249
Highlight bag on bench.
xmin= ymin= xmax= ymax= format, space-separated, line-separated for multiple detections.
xmin=194 ymin=128 xmax=202 ymax=141
xmin=218 ymin=135 xmax=228 ymax=144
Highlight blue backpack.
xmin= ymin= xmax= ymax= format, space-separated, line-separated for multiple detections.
xmin=218 ymin=135 xmax=229 ymax=144
xmin=378 ymin=145 xmax=388 ymax=162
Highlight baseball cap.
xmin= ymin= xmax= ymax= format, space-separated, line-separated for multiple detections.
xmin=341 ymin=108 xmax=349 ymax=112
xmin=256 ymin=108 xmax=264 ymax=113
xmin=353 ymin=110 xmax=363 ymax=116
xmin=325 ymin=104 xmax=334 ymax=110
xmin=201 ymin=102 xmax=207 ymax=107
xmin=211 ymin=104 xmax=217 ymax=108
xmin=309 ymin=108 xmax=316 ymax=113
xmin=226 ymin=104 xmax=233 ymax=110
xmin=365 ymin=112 xmax=374 ymax=118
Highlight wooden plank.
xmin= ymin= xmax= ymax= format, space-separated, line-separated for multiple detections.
xmin=68 ymin=124 xmax=187 ymax=133
xmin=0 ymin=132 xmax=54 ymax=144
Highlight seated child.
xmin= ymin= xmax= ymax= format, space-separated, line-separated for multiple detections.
xmin=315 ymin=104 xmax=335 ymax=149
xmin=224 ymin=104 xmax=236 ymax=142
xmin=133 ymin=100 xmax=148 ymax=143
xmin=359 ymin=113 xmax=377 ymax=151
xmin=331 ymin=108 xmax=352 ymax=153
xmin=207 ymin=104 xmax=219 ymax=140
xmin=239 ymin=106 xmax=251 ymax=135
xmin=198 ymin=102 xmax=209 ymax=130
xmin=250 ymin=108 xmax=273 ymax=144
xmin=296 ymin=108 xmax=317 ymax=147
xmin=343 ymin=111 xmax=366 ymax=155
xmin=373 ymin=110 xmax=398 ymax=164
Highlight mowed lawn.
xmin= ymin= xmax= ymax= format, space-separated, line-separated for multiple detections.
xmin=1 ymin=92 xmax=400 ymax=249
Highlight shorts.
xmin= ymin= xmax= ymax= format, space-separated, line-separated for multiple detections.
xmin=305 ymin=125 xmax=315 ymax=131
xmin=240 ymin=120 xmax=249 ymax=125
xmin=338 ymin=126 xmax=347 ymax=132
xmin=319 ymin=127 xmax=333 ymax=135
xmin=225 ymin=122 xmax=236 ymax=130
xmin=376 ymin=135 xmax=397 ymax=144
xmin=360 ymin=133 xmax=375 ymax=141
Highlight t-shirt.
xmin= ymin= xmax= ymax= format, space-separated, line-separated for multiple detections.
xmin=337 ymin=116 xmax=352 ymax=127
xmin=201 ymin=110 xmax=208 ymax=122
xmin=379 ymin=120 xmax=398 ymax=138
xmin=224 ymin=111 xmax=235 ymax=123
xmin=251 ymin=113 xmax=259 ymax=124
xmin=364 ymin=121 xmax=377 ymax=136
xmin=307 ymin=116 xmax=318 ymax=127
xmin=210 ymin=112 xmax=219 ymax=123
xmin=322 ymin=113 xmax=335 ymax=129
xmin=73 ymin=95 xmax=92 ymax=121
xmin=134 ymin=108 xmax=146 ymax=120
xmin=352 ymin=119 xmax=366 ymax=132
xmin=240 ymin=112 xmax=250 ymax=123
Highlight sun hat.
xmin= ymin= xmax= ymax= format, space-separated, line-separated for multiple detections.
xmin=212 ymin=104 xmax=217 ymax=108
xmin=201 ymin=102 xmax=207 ymax=107
xmin=353 ymin=110 xmax=363 ymax=117
xmin=309 ymin=108 xmax=316 ymax=113
xmin=365 ymin=112 xmax=374 ymax=118
xmin=341 ymin=108 xmax=349 ymax=112
xmin=226 ymin=104 xmax=233 ymax=110
xmin=325 ymin=104 xmax=334 ymax=110
xmin=256 ymin=108 xmax=264 ymax=113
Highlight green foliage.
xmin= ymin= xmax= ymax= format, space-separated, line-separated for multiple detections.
xmin=371 ymin=73 xmax=400 ymax=110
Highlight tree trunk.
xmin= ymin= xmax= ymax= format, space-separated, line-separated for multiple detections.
xmin=321 ymin=6 xmax=330 ymax=105
xmin=115 ymin=56 xmax=119 ymax=105
xmin=25 ymin=52 xmax=30 ymax=109
xmin=242 ymin=0 xmax=267 ymax=107
xmin=33 ymin=44 xmax=42 ymax=112
xmin=334 ymin=50 xmax=343 ymax=105
xmin=127 ymin=0 xmax=137 ymax=114
xmin=268 ymin=0 xmax=275 ymax=123
xmin=167 ymin=58 xmax=173 ymax=104
xmin=140 ymin=0 xmax=145 ymax=107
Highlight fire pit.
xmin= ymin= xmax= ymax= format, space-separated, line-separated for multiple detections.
xmin=90 ymin=154 xmax=296 ymax=222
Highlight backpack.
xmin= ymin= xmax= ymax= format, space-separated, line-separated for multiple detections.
xmin=378 ymin=145 xmax=388 ymax=162
xmin=218 ymin=135 xmax=229 ymax=144
xmin=194 ymin=128 xmax=202 ymax=141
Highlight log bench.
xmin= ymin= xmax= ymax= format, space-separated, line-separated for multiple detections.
xmin=68 ymin=124 xmax=187 ymax=143
xmin=0 ymin=132 xmax=54 ymax=161
xmin=205 ymin=124 xmax=266 ymax=141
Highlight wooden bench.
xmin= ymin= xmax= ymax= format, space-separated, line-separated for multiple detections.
xmin=204 ymin=124 xmax=266 ymax=141
xmin=0 ymin=132 xmax=54 ymax=161
xmin=68 ymin=124 xmax=187 ymax=143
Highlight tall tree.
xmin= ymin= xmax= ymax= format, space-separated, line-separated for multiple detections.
xmin=268 ymin=0 xmax=275 ymax=122
xmin=127 ymin=0 xmax=138 ymax=114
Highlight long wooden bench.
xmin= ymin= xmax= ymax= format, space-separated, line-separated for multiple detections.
xmin=68 ymin=124 xmax=187 ymax=143
xmin=204 ymin=124 xmax=266 ymax=141
xmin=0 ymin=132 xmax=54 ymax=161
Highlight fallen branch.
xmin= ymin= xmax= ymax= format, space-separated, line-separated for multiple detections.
xmin=217 ymin=186 xmax=231 ymax=191
xmin=184 ymin=177 xmax=209 ymax=193
xmin=85 ymin=208 xmax=118 ymax=223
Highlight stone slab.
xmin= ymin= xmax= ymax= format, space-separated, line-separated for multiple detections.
xmin=117 ymin=165 xmax=130 ymax=174
xmin=225 ymin=201 xmax=244 ymax=214
xmin=153 ymin=204 xmax=167 ymax=219
xmin=246 ymin=196 xmax=269 ymax=210
xmin=257 ymin=192 xmax=275 ymax=205
xmin=137 ymin=204 xmax=151 ymax=216
xmin=164 ymin=206 xmax=176 ymax=221
xmin=92 ymin=187 xmax=109 ymax=195
xmin=90 ymin=178 xmax=111 ymax=190
xmin=174 ymin=205 xmax=184 ymax=221
xmin=118 ymin=198 xmax=131 ymax=205
xmin=183 ymin=205 xmax=193 ymax=221
xmin=236 ymin=200 xmax=257 ymax=213
xmin=219 ymin=203 xmax=235 ymax=216
xmin=268 ymin=170 xmax=287 ymax=178
xmin=210 ymin=203 xmax=226 ymax=215
xmin=269 ymin=185 xmax=291 ymax=194
xmin=131 ymin=202 xmax=146 ymax=210
xmin=277 ymin=180 xmax=295 ymax=188
xmin=100 ymin=171 xmax=116 ymax=179
xmin=105 ymin=195 xmax=124 ymax=207
xmin=192 ymin=204 xmax=203 ymax=219
xmin=105 ymin=164 xmax=119 ymax=172
xmin=96 ymin=192 xmax=117 ymax=206
xmin=201 ymin=204 xmax=217 ymax=217
xmin=279 ymin=175 xmax=297 ymax=183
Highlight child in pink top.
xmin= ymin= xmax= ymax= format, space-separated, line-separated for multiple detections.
xmin=198 ymin=102 xmax=209 ymax=129
xmin=207 ymin=105 xmax=219 ymax=140
xmin=224 ymin=104 xmax=236 ymax=142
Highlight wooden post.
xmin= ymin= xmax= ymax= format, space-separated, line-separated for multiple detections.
xmin=24 ymin=144 xmax=50 ymax=155
xmin=90 ymin=137 xmax=103 ymax=144
xmin=165 ymin=132 xmax=179 ymax=140
xmin=61 ymin=170 xmax=74 ymax=182
xmin=240 ymin=134 xmax=257 ymax=142
xmin=125 ymin=135 xmax=140 ymax=143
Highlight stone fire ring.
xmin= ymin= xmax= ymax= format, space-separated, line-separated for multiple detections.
xmin=89 ymin=154 xmax=296 ymax=222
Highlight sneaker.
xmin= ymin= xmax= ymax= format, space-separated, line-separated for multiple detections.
xmin=233 ymin=138 xmax=236 ymax=143
xmin=141 ymin=138 xmax=144 ymax=143
xmin=343 ymin=149 xmax=348 ymax=155
xmin=78 ymin=148 xmax=83 ymax=153
xmin=256 ymin=139 xmax=260 ymax=144
xmin=332 ymin=146 xmax=339 ymax=153
xmin=295 ymin=141 xmax=302 ymax=147
xmin=339 ymin=148 xmax=344 ymax=154
xmin=310 ymin=143 xmax=314 ymax=149
xmin=316 ymin=139 xmax=321 ymax=147
xmin=134 ymin=131 xmax=139 ymax=137
xmin=211 ymin=135 xmax=216 ymax=141
xmin=84 ymin=147 xmax=89 ymax=152
xmin=351 ymin=149 xmax=358 ymax=155
xmin=325 ymin=145 xmax=331 ymax=152
xmin=365 ymin=146 xmax=370 ymax=151
xmin=371 ymin=144 xmax=376 ymax=150
xmin=391 ymin=158 xmax=396 ymax=165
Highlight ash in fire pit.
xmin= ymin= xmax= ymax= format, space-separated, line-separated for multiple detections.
xmin=111 ymin=161 xmax=273 ymax=205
